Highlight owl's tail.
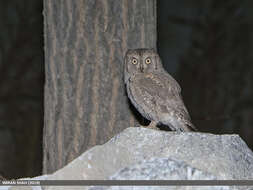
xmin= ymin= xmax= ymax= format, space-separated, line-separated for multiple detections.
xmin=185 ymin=123 xmax=198 ymax=132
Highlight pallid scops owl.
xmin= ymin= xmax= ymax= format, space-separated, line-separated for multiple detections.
xmin=124 ymin=48 xmax=197 ymax=132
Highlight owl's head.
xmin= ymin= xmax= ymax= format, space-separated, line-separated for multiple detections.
xmin=124 ymin=48 xmax=163 ymax=83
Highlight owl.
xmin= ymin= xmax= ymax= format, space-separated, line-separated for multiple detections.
xmin=124 ymin=48 xmax=197 ymax=132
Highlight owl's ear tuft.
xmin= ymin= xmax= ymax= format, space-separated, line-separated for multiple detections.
xmin=125 ymin=49 xmax=135 ymax=56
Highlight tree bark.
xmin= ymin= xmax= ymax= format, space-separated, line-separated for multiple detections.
xmin=43 ymin=0 xmax=156 ymax=174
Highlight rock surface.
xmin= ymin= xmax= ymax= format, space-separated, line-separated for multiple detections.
xmin=109 ymin=157 xmax=218 ymax=180
xmin=89 ymin=158 xmax=231 ymax=190
xmin=5 ymin=127 xmax=253 ymax=190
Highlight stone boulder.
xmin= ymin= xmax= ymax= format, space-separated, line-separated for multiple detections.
xmin=7 ymin=127 xmax=253 ymax=190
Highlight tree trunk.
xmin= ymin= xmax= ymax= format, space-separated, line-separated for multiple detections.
xmin=43 ymin=0 xmax=156 ymax=174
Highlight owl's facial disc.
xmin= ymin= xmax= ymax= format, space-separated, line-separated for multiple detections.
xmin=141 ymin=55 xmax=155 ymax=73
xmin=129 ymin=56 xmax=142 ymax=74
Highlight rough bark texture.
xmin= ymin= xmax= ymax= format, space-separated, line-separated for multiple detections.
xmin=43 ymin=0 xmax=156 ymax=174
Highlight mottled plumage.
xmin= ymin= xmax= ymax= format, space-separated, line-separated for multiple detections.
xmin=124 ymin=48 xmax=197 ymax=132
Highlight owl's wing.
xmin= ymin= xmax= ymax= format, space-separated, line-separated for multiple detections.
xmin=127 ymin=73 xmax=173 ymax=121
xmin=154 ymin=74 xmax=197 ymax=131
xmin=159 ymin=72 xmax=181 ymax=93
xmin=127 ymin=73 xmax=180 ymax=120
xmin=129 ymin=73 xmax=194 ymax=125
xmin=128 ymin=73 xmax=197 ymax=131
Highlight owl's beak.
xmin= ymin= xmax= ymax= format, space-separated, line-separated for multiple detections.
xmin=140 ymin=64 xmax=144 ymax=73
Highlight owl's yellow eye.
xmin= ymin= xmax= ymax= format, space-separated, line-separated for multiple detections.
xmin=145 ymin=58 xmax=151 ymax=64
xmin=132 ymin=58 xmax=138 ymax=65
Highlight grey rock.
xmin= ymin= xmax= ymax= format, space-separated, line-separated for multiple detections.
xmin=44 ymin=127 xmax=253 ymax=190
xmin=89 ymin=158 xmax=232 ymax=190
xmin=4 ymin=127 xmax=253 ymax=190
xmin=109 ymin=157 xmax=218 ymax=180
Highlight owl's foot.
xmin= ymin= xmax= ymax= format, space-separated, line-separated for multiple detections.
xmin=146 ymin=121 xmax=159 ymax=130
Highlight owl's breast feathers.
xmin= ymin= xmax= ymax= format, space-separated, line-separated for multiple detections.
xmin=126 ymin=72 xmax=197 ymax=131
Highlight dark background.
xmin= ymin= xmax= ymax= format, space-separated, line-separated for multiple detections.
xmin=0 ymin=0 xmax=252 ymax=179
